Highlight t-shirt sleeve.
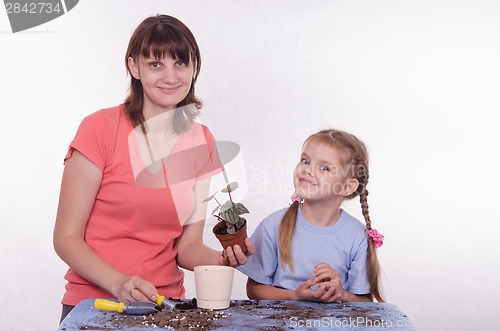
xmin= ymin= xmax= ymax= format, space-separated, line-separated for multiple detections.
xmin=344 ymin=234 xmax=371 ymax=295
xmin=236 ymin=219 xmax=279 ymax=285
xmin=195 ymin=125 xmax=223 ymax=180
xmin=64 ymin=112 xmax=112 ymax=171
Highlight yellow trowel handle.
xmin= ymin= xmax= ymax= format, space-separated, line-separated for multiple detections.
xmin=94 ymin=299 xmax=125 ymax=313
xmin=155 ymin=293 xmax=176 ymax=310
xmin=155 ymin=293 xmax=165 ymax=306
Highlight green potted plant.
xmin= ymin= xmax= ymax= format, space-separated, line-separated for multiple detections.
xmin=204 ymin=182 xmax=249 ymax=253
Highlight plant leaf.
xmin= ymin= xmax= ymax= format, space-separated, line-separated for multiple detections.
xmin=221 ymin=182 xmax=239 ymax=193
xmin=235 ymin=217 xmax=246 ymax=230
xmin=235 ymin=203 xmax=249 ymax=215
xmin=202 ymin=191 xmax=217 ymax=203
xmin=226 ymin=224 xmax=236 ymax=234
xmin=211 ymin=205 xmax=220 ymax=216
xmin=220 ymin=201 xmax=234 ymax=213
xmin=224 ymin=209 xmax=239 ymax=224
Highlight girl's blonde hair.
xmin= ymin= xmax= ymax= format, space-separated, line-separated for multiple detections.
xmin=278 ymin=129 xmax=383 ymax=302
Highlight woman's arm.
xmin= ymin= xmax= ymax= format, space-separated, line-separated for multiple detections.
xmin=53 ymin=150 xmax=157 ymax=303
xmin=175 ymin=178 xmax=255 ymax=269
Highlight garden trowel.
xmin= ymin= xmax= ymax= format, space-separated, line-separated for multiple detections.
xmin=94 ymin=299 xmax=162 ymax=315
xmin=155 ymin=293 xmax=197 ymax=311
xmin=155 ymin=293 xmax=179 ymax=310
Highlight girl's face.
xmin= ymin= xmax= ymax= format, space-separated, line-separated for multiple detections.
xmin=293 ymin=139 xmax=358 ymax=202
xmin=128 ymin=54 xmax=194 ymax=113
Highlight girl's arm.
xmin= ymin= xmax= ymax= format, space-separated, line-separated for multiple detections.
xmin=247 ymin=278 xmax=334 ymax=301
xmin=53 ymin=150 xmax=158 ymax=303
xmin=335 ymin=291 xmax=371 ymax=302
xmin=247 ymin=278 xmax=298 ymax=300
xmin=313 ymin=262 xmax=372 ymax=302
xmin=247 ymin=277 xmax=371 ymax=302
xmin=175 ymin=178 xmax=255 ymax=269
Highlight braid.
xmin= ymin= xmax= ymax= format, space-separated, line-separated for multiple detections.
xmin=309 ymin=129 xmax=384 ymax=302
xmin=359 ymin=189 xmax=372 ymax=231
xmin=356 ymin=170 xmax=385 ymax=302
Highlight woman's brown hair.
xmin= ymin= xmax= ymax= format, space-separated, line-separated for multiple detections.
xmin=279 ymin=129 xmax=384 ymax=302
xmin=124 ymin=14 xmax=202 ymax=134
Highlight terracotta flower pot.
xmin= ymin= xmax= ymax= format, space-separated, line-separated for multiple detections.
xmin=213 ymin=220 xmax=248 ymax=254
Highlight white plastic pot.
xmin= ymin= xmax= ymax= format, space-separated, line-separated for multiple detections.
xmin=194 ymin=265 xmax=235 ymax=309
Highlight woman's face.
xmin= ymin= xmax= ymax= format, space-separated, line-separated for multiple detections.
xmin=128 ymin=54 xmax=194 ymax=113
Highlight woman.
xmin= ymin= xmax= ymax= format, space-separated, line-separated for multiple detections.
xmin=54 ymin=14 xmax=255 ymax=322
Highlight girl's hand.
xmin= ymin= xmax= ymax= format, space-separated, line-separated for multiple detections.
xmin=218 ymin=238 xmax=256 ymax=267
xmin=313 ymin=262 xmax=344 ymax=303
xmin=294 ymin=278 xmax=328 ymax=301
xmin=113 ymin=275 xmax=159 ymax=304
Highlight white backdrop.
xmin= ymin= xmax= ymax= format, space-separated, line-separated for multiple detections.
xmin=1 ymin=1 xmax=499 ymax=330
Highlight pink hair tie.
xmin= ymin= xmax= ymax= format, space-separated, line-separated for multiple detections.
xmin=367 ymin=229 xmax=384 ymax=248
xmin=291 ymin=192 xmax=303 ymax=203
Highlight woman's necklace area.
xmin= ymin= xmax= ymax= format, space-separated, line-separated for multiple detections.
xmin=140 ymin=122 xmax=167 ymax=173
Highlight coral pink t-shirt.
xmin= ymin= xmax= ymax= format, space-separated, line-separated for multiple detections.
xmin=62 ymin=105 xmax=221 ymax=306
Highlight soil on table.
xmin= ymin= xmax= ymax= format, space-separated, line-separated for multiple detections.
xmin=86 ymin=299 xmax=384 ymax=330
xmin=143 ymin=308 xmax=227 ymax=329
xmin=233 ymin=300 xmax=382 ymax=330
xmin=86 ymin=299 xmax=226 ymax=330
xmin=142 ymin=298 xmax=227 ymax=330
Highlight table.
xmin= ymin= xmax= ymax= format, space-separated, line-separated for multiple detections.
xmin=58 ymin=299 xmax=416 ymax=330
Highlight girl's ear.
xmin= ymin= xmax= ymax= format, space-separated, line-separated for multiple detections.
xmin=343 ymin=178 xmax=359 ymax=197
xmin=128 ymin=57 xmax=141 ymax=80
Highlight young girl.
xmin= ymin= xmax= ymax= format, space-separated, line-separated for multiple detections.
xmin=238 ymin=129 xmax=384 ymax=302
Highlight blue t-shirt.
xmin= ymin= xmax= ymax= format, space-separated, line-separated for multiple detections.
xmin=238 ymin=206 xmax=370 ymax=295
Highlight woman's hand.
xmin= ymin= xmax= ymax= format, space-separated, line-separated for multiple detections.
xmin=218 ymin=237 xmax=256 ymax=267
xmin=113 ymin=275 xmax=159 ymax=304
xmin=313 ymin=262 xmax=344 ymax=303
